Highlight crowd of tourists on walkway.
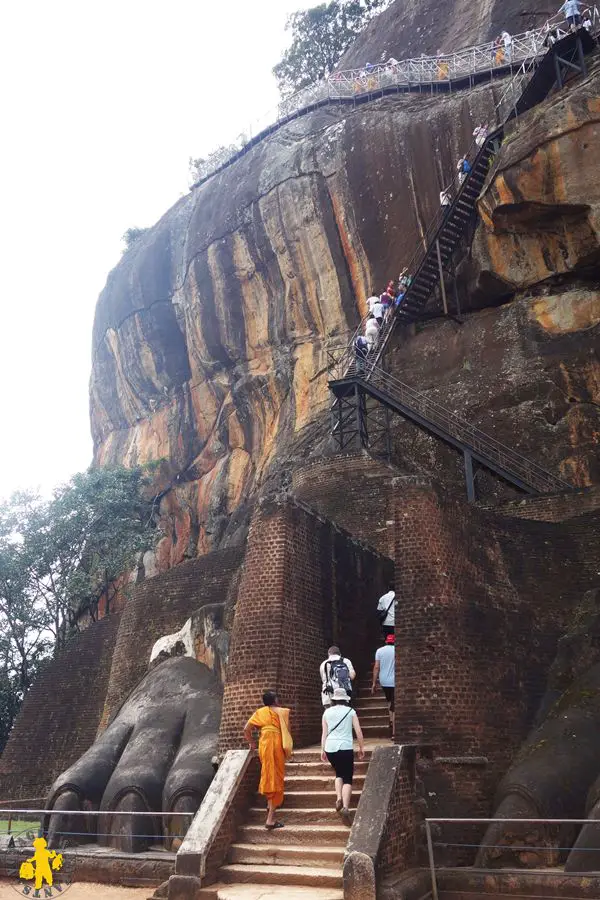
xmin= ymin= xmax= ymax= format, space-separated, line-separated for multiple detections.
xmin=243 ymin=587 xmax=397 ymax=829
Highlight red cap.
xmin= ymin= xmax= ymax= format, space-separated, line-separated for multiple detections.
xmin=385 ymin=634 xmax=395 ymax=644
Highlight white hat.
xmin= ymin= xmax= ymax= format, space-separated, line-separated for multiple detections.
xmin=332 ymin=687 xmax=350 ymax=702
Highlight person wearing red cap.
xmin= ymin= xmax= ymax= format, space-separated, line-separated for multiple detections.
xmin=372 ymin=634 xmax=395 ymax=738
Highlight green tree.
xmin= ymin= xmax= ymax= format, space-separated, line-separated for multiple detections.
xmin=0 ymin=467 xmax=160 ymax=748
xmin=273 ymin=0 xmax=390 ymax=97
xmin=122 ymin=226 xmax=149 ymax=250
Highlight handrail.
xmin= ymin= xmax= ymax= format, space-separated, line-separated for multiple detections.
xmin=328 ymin=353 xmax=570 ymax=493
xmin=191 ymin=8 xmax=599 ymax=186
xmin=425 ymin=816 xmax=600 ymax=900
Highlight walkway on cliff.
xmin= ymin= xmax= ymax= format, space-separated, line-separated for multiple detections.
xmin=191 ymin=8 xmax=599 ymax=188
xmin=327 ymin=29 xmax=595 ymax=500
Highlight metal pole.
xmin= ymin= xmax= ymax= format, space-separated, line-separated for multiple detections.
xmin=435 ymin=239 xmax=449 ymax=315
xmin=425 ymin=820 xmax=439 ymax=900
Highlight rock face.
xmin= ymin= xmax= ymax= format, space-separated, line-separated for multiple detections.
xmin=336 ymin=0 xmax=544 ymax=69
xmin=91 ymin=45 xmax=600 ymax=566
xmin=473 ymin=60 xmax=600 ymax=294
xmin=91 ymin=81 xmax=505 ymax=566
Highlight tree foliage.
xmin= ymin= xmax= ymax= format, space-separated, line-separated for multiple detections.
xmin=122 ymin=226 xmax=149 ymax=250
xmin=273 ymin=0 xmax=390 ymax=97
xmin=0 ymin=466 xmax=160 ymax=751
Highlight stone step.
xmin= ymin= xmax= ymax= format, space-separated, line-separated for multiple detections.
xmin=285 ymin=773 xmax=366 ymax=792
xmin=219 ymin=863 xmax=343 ymax=888
xmin=229 ymin=842 xmax=345 ymax=868
xmin=354 ymin=712 xmax=389 ymax=723
xmin=198 ymin=882 xmax=344 ymax=899
xmin=285 ymin=759 xmax=369 ymax=776
xmin=237 ymin=824 xmax=349 ymax=847
xmin=290 ymin=749 xmax=372 ymax=764
xmin=361 ymin=724 xmax=391 ymax=738
xmin=247 ymin=807 xmax=355 ymax=826
xmin=276 ymin=790 xmax=362 ymax=809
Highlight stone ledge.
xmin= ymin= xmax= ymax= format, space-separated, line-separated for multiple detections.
xmin=175 ymin=749 xmax=255 ymax=880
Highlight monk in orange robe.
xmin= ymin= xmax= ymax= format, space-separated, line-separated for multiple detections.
xmin=244 ymin=690 xmax=291 ymax=828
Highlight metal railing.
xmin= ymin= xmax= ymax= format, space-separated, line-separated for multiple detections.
xmin=328 ymin=351 xmax=571 ymax=493
xmin=192 ymin=8 xmax=599 ymax=187
xmin=0 ymin=805 xmax=192 ymax=845
xmin=426 ymin=817 xmax=600 ymax=900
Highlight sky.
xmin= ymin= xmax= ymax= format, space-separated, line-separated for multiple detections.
xmin=0 ymin=0 xmax=301 ymax=499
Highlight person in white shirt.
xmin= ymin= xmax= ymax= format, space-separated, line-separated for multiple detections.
xmin=501 ymin=30 xmax=513 ymax=61
xmin=367 ymin=296 xmax=384 ymax=324
xmin=377 ymin=587 xmax=396 ymax=637
xmin=372 ymin=634 xmax=396 ymax=736
xmin=365 ymin=314 xmax=380 ymax=351
xmin=321 ymin=687 xmax=365 ymax=819
xmin=320 ymin=646 xmax=356 ymax=707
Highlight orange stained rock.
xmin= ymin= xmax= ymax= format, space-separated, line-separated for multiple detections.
xmin=232 ymin=231 xmax=270 ymax=355
xmin=531 ymin=292 xmax=600 ymax=335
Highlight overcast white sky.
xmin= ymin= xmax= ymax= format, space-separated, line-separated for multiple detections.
xmin=0 ymin=0 xmax=301 ymax=498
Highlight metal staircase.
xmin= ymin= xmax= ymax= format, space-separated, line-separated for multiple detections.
xmin=328 ymin=358 xmax=571 ymax=500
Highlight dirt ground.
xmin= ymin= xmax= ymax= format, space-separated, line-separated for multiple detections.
xmin=0 ymin=881 xmax=153 ymax=899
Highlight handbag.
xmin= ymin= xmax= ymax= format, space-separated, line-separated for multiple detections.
xmin=275 ymin=708 xmax=294 ymax=760
xmin=377 ymin=594 xmax=395 ymax=624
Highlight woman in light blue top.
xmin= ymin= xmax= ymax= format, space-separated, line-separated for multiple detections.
xmin=320 ymin=687 xmax=365 ymax=820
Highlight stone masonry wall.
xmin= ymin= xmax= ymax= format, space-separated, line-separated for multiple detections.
xmin=490 ymin=485 xmax=600 ymax=523
xmin=218 ymin=496 xmax=392 ymax=752
xmin=291 ymin=452 xmax=397 ymax=555
xmin=100 ymin=547 xmax=243 ymax=730
xmin=394 ymin=478 xmax=600 ymax=827
xmin=0 ymin=614 xmax=121 ymax=801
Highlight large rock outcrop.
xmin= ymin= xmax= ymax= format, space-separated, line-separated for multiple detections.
xmin=473 ymin=60 xmax=600 ymax=294
xmin=91 ymin=81 xmax=504 ymax=566
xmin=91 ymin=42 xmax=600 ymax=566
xmin=336 ymin=0 xmax=544 ymax=69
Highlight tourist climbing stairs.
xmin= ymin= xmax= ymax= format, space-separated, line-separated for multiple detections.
xmin=196 ymin=680 xmax=390 ymax=899
xmin=389 ymin=127 xmax=502 ymax=333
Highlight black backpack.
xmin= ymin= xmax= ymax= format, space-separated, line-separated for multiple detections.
xmin=325 ymin=658 xmax=352 ymax=696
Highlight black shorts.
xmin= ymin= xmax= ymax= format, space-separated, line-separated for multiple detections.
xmin=383 ymin=686 xmax=395 ymax=712
xmin=382 ymin=625 xmax=394 ymax=637
xmin=568 ymin=13 xmax=581 ymax=25
xmin=326 ymin=749 xmax=354 ymax=785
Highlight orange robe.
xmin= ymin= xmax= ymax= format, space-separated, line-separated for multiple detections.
xmin=246 ymin=706 xmax=289 ymax=809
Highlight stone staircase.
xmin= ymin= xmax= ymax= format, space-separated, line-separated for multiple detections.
xmin=197 ymin=678 xmax=390 ymax=899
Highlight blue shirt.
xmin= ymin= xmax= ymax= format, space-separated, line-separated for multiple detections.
xmin=375 ymin=645 xmax=395 ymax=688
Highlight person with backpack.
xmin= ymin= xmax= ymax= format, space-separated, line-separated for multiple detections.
xmin=377 ymin=586 xmax=396 ymax=637
xmin=321 ymin=687 xmax=365 ymax=820
xmin=320 ymin=646 xmax=356 ymax=707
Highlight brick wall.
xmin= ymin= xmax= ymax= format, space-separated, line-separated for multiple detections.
xmin=486 ymin=484 xmax=600 ymax=523
xmin=0 ymin=614 xmax=121 ymax=801
xmin=378 ymin=747 xmax=418 ymax=878
xmin=394 ymin=478 xmax=600 ymax=818
xmin=218 ymin=496 xmax=392 ymax=752
xmin=291 ymin=452 xmax=397 ymax=555
xmin=100 ymin=547 xmax=243 ymax=730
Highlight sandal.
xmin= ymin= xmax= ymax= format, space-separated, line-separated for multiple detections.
xmin=335 ymin=799 xmax=343 ymax=812
xmin=265 ymin=822 xmax=284 ymax=830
